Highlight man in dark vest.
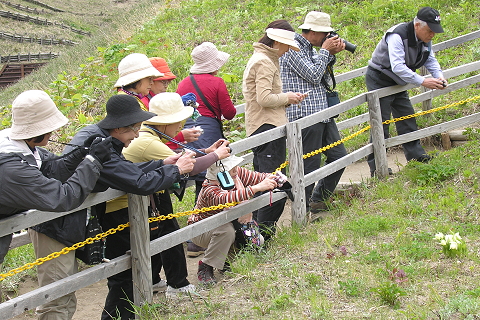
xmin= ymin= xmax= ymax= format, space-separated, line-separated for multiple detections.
xmin=366 ymin=7 xmax=447 ymax=176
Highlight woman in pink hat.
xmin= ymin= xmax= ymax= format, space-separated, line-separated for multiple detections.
xmin=176 ymin=42 xmax=237 ymax=201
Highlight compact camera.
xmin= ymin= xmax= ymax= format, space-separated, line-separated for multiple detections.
xmin=272 ymin=171 xmax=287 ymax=188
xmin=326 ymin=31 xmax=357 ymax=54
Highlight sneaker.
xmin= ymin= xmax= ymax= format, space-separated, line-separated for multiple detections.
xmin=152 ymin=279 xmax=167 ymax=294
xmin=165 ymin=283 xmax=197 ymax=298
xmin=197 ymin=260 xmax=216 ymax=286
xmin=187 ymin=242 xmax=206 ymax=257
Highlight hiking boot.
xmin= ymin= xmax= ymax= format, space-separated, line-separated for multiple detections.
xmin=415 ymin=154 xmax=432 ymax=163
xmin=197 ymin=260 xmax=216 ymax=286
xmin=309 ymin=201 xmax=329 ymax=214
xmin=187 ymin=242 xmax=206 ymax=257
xmin=309 ymin=211 xmax=333 ymax=223
xmin=165 ymin=283 xmax=198 ymax=299
xmin=152 ymin=279 xmax=167 ymax=293
xmin=370 ymin=167 xmax=393 ymax=177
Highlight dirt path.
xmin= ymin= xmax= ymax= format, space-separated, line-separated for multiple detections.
xmin=10 ymin=151 xmax=410 ymax=320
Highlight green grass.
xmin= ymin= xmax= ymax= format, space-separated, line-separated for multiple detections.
xmin=127 ymin=139 xmax=480 ymax=319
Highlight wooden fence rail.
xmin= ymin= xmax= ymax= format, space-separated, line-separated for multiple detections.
xmin=0 ymin=31 xmax=76 ymax=45
xmin=0 ymin=52 xmax=59 ymax=63
xmin=22 ymin=0 xmax=63 ymax=12
xmin=0 ymin=31 xmax=479 ymax=319
xmin=0 ymin=0 xmax=46 ymax=14
xmin=0 ymin=11 xmax=90 ymax=36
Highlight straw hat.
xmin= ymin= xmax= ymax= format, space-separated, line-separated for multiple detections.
xmin=10 ymin=90 xmax=68 ymax=140
xmin=149 ymin=57 xmax=177 ymax=81
xmin=205 ymin=155 xmax=244 ymax=181
xmin=97 ymin=95 xmax=156 ymax=129
xmin=266 ymin=28 xmax=300 ymax=51
xmin=144 ymin=92 xmax=194 ymax=125
xmin=190 ymin=42 xmax=230 ymax=74
xmin=114 ymin=53 xmax=163 ymax=88
xmin=298 ymin=11 xmax=334 ymax=32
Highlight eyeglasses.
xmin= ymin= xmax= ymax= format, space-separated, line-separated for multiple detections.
xmin=160 ymin=80 xmax=170 ymax=87
xmin=128 ymin=125 xmax=141 ymax=132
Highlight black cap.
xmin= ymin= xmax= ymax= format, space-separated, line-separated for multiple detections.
xmin=417 ymin=7 xmax=444 ymax=33
xmin=97 ymin=95 xmax=155 ymax=129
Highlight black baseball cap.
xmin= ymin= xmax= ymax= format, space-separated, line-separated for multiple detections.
xmin=417 ymin=7 xmax=444 ymax=33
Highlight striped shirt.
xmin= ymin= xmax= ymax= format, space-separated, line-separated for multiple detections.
xmin=280 ymin=33 xmax=336 ymax=122
xmin=188 ymin=167 xmax=270 ymax=224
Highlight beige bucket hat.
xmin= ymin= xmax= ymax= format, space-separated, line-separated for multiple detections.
xmin=114 ymin=53 xmax=164 ymax=88
xmin=10 ymin=90 xmax=68 ymax=140
xmin=205 ymin=155 xmax=244 ymax=181
xmin=266 ymin=28 xmax=300 ymax=51
xmin=190 ymin=42 xmax=230 ymax=74
xmin=144 ymin=92 xmax=194 ymax=125
xmin=298 ymin=11 xmax=334 ymax=32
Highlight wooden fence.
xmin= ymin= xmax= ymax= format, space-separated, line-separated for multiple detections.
xmin=0 ymin=30 xmax=479 ymax=319
xmin=0 ymin=31 xmax=77 ymax=46
xmin=22 ymin=0 xmax=63 ymax=12
xmin=0 ymin=11 xmax=90 ymax=36
xmin=0 ymin=0 xmax=46 ymax=15
xmin=0 ymin=52 xmax=59 ymax=63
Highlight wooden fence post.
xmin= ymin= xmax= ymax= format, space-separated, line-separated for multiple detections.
xmin=127 ymin=194 xmax=152 ymax=318
xmin=367 ymin=91 xmax=389 ymax=179
xmin=286 ymin=122 xmax=307 ymax=225
xmin=420 ymin=66 xmax=432 ymax=117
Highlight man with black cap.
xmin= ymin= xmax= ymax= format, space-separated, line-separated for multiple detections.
xmin=366 ymin=7 xmax=447 ymax=176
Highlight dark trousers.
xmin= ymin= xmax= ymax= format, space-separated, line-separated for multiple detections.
xmin=303 ymin=121 xmax=347 ymax=206
xmin=100 ymin=195 xmax=188 ymax=320
xmin=251 ymin=124 xmax=287 ymax=239
xmin=365 ymin=67 xmax=427 ymax=173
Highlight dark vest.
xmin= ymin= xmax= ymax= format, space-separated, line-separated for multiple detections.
xmin=369 ymin=21 xmax=432 ymax=85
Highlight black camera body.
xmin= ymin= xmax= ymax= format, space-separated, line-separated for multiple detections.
xmin=326 ymin=31 xmax=357 ymax=54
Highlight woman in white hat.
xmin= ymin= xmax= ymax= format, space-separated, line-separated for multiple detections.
xmin=107 ymin=92 xmax=230 ymax=300
xmin=0 ymin=90 xmax=112 ymax=299
xmin=114 ymin=52 xmax=163 ymax=111
xmin=176 ymin=42 xmax=237 ymax=200
xmin=242 ymin=20 xmax=305 ymax=239
xmin=188 ymin=155 xmax=278 ymax=286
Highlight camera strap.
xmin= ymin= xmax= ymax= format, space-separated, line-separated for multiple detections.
xmin=143 ymin=125 xmax=206 ymax=155
xmin=321 ymin=61 xmax=336 ymax=92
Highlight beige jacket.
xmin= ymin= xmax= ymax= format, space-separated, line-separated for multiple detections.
xmin=242 ymin=42 xmax=289 ymax=136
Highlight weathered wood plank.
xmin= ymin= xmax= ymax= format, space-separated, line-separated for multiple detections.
xmin=286 ymin=122 xmax=306 ymax=225
xmin=367 ymin=91 xmax=388 ymax=178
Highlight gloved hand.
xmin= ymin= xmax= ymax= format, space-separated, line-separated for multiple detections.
xmin=88 ymin=136 xmax=112 ymax=163
xmin=80 ymin=134 xmax=103 ymax=156
xmin=181 ymin=93 xmax=197 ymax=106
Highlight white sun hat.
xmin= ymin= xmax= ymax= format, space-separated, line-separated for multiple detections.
xmin=144 ymin=92 xmax=194 ymax=125
xmin=298 ymin=11 xmax=334 ymax=32
xmin=190 ymin=42 xmax=230 ymax=74
xmin=114 ymin=53 xmax=164 ymax=88
xmin=266 ymin=28 xmax=300 ymax=52
xmin=205 ymin=155 xmax=244 ymax=181
xmin=10 ymin=90 xmax=68 ymax=140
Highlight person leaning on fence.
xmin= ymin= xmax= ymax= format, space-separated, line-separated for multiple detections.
xmin=366 ymin=6 xmax=447 ymax=176
xmin=279 ymin=11 xmax=348 ymax=216
xmin=30 ymin=94 xmax=196 ymax=320
xmin=140 ymin=57 xmax=203 ymax=150
xmin=117 ymin=92 xmax=231 ymax=298
xmin=189 ymin=155 xmax=278 ymax=286
xmin=242 ymin=20 xmax=305 ymax=240
xmin=176 ymin=42 xmax=237 ymax=201
xmin=0 ymin=90 xmax=111 ymax=309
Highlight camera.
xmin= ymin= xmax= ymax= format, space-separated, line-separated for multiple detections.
xmin=326 ymin=31 xmax=357 ymax=54
xmin=272 ymin=171 xmax=287 ymax=188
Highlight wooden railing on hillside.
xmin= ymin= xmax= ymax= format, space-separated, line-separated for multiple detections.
xmin=0 ymin=30 xmax=479 ymax=320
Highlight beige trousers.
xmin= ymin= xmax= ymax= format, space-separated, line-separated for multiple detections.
xmin=28 ymin=229 xmax=77 ymax=320
xmin=191 ymin=222 xmax=236 ymax=270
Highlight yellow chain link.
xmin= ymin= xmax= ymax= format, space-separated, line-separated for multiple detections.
xmin=2 ymin=95 xmax=479 ymax=281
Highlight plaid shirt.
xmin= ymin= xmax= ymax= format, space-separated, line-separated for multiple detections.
xmin=280 ymin=33 xmax=336 ymax=122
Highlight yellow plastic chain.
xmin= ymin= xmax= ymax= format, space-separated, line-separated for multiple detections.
xmin=1 ymin=95 xmax=478 ymax=281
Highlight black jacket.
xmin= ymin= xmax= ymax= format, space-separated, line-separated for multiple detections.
xmin=32 ymin=124 xmax=181 ymax=246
